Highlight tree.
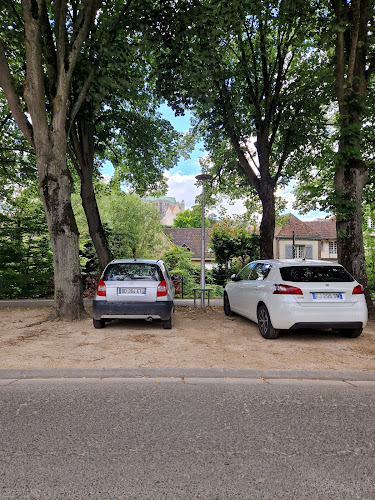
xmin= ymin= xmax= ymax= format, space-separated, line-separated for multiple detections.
xmin=0 ymin=1 xmax=150 ymax=319
xmin=173 ymin=205 xmax=212 ymax=228
xmin=97 ymin=192 xmax=167 ymax=259
xmin=68 ymin=23 xmax=183 ymax=270
xmin=210 ymin=218 xmax=260 ymax=270
xmin=147 ymin=0 xmax=328 ymax=258
xmin=0 ymin=184 xmax=53 ymax=298
xmin=329 ymin=0 xmax=375 ymax=309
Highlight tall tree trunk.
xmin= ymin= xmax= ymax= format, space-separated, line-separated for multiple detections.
xmin=81 ymin=167 xmax=113 ymax=269
xmin=335 ymin=162 xmax=371 ymax=305
xmin=70 ymin=119 xmax=113 ymax=270
xmin=258 ymin=181 xmax=276 ymax=259
xmin=37 ymin=139 xmax=85 ymax=320
xmin=331 ymin=0 xmax=373 ymax=312
xmin=21 ymin=0 xmax=86 ymax=320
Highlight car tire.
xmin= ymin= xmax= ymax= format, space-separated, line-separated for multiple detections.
xmin=257 ymin=304 xmax=280 ymax=339
xmin=163 ymin=316 xmax=172 ymax=329
xmin=340 ymin=327 xmax=363 ymax=338
xmin=223 ymin=292 xmax=234 ymax=316
xmin=93 ymin=318 xmax=105 ymax=329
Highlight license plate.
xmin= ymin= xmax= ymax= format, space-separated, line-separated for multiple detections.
xmin=312 ymin=292 xmax=343 ymax=300
xmin=118 ymin=288 xmax=146 ymax=295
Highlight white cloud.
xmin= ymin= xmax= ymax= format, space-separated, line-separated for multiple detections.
xmin=165 ymin=172 xmax=199 ymax=208
xmin=165 ymin=172 xmax=247 ymax=216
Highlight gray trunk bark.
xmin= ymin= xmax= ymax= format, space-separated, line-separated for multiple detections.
xmin=37 ymin=143 xmax=85 ymax=320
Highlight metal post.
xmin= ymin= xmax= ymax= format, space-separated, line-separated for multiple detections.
xmin=195 ymin=173 xmax=213 ymax=307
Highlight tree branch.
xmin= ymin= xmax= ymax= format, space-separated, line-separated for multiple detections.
xmin=69 ymin=0 xmax=135 ymax=129
xmin=0 ymin=40 xmax=34 ymax=147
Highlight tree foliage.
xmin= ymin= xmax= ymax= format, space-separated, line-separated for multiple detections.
xmin=173 ymin=205 xmax=212 ymax=228
xmin=210 ymin=218 xmax=260 ymax=269
xmin=0 ymin=185 xmax=53 ymax=298
xmin=97 ymin=192 xmax=166 ymax=259
xmin=146 ymin=0 xmax=329 ymax=258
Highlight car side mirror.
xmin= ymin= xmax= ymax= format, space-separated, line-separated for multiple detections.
xmin=231 ymin=274 xmax=238 ymax=281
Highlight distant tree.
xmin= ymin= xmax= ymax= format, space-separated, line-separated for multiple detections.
xmin=173 ymin=205 xmax=212 ymax=228
xmin=98 ymin=192 xmax=165 ymax=259
xmin=210 ymin=219 xmax=260 ymax=271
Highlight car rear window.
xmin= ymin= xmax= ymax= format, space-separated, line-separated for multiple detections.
xmin=280 ymin=265 xmax=354 ymax=282
xmin=103 ymin=263 xmax=164 ymax=281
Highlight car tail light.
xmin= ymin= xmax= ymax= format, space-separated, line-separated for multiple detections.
xmin=273 ymin=284 xmax=303 ymax=295
xmin=352 ymin=284 xmax=364 ymax=294
xmin=97 ymin=279 xmax=106 ymax=297
xmin=157 ymin=279 xmax=168 ymax=297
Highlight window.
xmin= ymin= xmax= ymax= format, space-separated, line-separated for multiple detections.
xmin=294 ymin=245 xmax=305 ymax=259
xmin=103 ymin=263 xmax=163 ymax=281
xmin=329 ymin=241 xmax=337 ymax=255
xmin=254 ymin=263 xmax=272 ymax=280
xmin=280 ymin=265 xmax=354 ymax=282
xmin=237 ymin=263 xmax=255 ymax=280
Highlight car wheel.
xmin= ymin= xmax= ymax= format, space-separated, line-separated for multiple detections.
xmin=163 ymin=316 xmax=172 ymax=329
xmin=340 ymin=327 xmax=363 ymax=338
xmin=257 ymin=304 xmax=280 ymax=339
xmin=223 ymin=292 xmax=234 ymax=316
xmin=93 ymin=318 xmax=105 ymax=329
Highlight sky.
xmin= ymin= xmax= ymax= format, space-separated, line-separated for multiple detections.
xmin=102 ymin=103 xmax=327 ymax=221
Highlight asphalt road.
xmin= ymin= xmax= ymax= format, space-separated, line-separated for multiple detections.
xmin=1 ymin=373 xmax=374 ymax=500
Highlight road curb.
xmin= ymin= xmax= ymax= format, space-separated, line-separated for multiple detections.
xmin=0 ymin=368 xmax=374 ymax=382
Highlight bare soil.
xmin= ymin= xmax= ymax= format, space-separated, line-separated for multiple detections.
xmin=0 ymin=306 xmax=374 ymax=372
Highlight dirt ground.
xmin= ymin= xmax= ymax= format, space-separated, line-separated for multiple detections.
xmin=0 ymin=306 xmax=374 ymax=372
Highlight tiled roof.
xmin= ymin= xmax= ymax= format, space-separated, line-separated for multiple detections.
xmin=163 ymin=228 xmax=214 ymax=259
xmin=276 ymin=214 xmax=336 ymax=240
xmin=307 ymin=219 xmax=336 ymax=239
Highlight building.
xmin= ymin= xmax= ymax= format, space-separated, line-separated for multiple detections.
xmin=163 ymin=228 xmax=214 ymax=267
xmin=143 ymin=196 xmax=185 ymax=226
xmin=274 ymin=214 xmax=337 ymax=261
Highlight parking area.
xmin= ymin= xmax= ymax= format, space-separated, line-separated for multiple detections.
xmin=0 ymin=305 xmax=374 ymax=371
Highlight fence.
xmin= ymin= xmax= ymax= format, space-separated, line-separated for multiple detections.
xmin=0 ymin=272 xmax=235 ymax=300
xmin=0 ymin=274 xmax=54 ymax=299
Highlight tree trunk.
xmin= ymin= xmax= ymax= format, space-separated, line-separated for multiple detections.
xmin=258 ymin=181 xmax=276 ymax=259
xmin=72 ymin=119 xmax=113 ymax=270
xmin=331 ymin=0 xmax=373 ymax=313
xmin=81 ymin=168 xmax=113 ymax=270
xmin=334 ymin=161 xmax=372 ymax=308
xmin=37 ymin=143 xmax=85 ymax=320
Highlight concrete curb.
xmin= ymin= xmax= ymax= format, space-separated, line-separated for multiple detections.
xmin=0 ymin=368 xmax=374 ymax=382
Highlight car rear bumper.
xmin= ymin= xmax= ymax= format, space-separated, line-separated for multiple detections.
xmin=93 ymin=300 xmax=173 ymax=321
xmin=290 ymin=321 xmax=363 ymax=330
xmin=267 ymin=299 xmax=368 ymax=330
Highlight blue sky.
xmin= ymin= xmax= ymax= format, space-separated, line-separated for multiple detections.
xmin=102 ymin=103 xmax=327 ymax=220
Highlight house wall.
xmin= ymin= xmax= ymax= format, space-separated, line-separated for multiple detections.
xmin=276 ymin=239 xmax=320 ymax=260
xmin=320 ymin=240 xmax=338 ymax=261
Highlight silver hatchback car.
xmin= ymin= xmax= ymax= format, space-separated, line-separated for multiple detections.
xmin=93 ymin=259 xmax=175 ymax=329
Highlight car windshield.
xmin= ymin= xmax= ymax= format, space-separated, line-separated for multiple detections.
xmin=280 ymin=265 xmax=354 ymax=283
xmin=103 ymin=263 xmax=163 ymax=281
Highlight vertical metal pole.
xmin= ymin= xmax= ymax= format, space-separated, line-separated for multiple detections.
xmin=195 ymin=173 xmax=212 ymax=308
xmin=200 ymin=179 xmax=206 ymax=307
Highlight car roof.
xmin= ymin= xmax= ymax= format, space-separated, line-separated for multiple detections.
xmin=255 ymin=259 xmax=343 ymax=267
xmin=107 ymin=259 xmax=163 ymax=265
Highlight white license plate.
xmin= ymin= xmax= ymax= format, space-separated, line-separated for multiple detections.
xmin=312 ymin=292 xmax=343 ymax=300
xmin=118 ymin=288 xmax=146 ymax=295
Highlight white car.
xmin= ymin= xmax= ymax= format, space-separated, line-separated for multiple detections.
xmin=224 ymin=259 xmax=368 ymax=339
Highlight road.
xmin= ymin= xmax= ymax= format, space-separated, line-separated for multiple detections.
xmin=0 ymin=372 xmax=374 ymax=500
